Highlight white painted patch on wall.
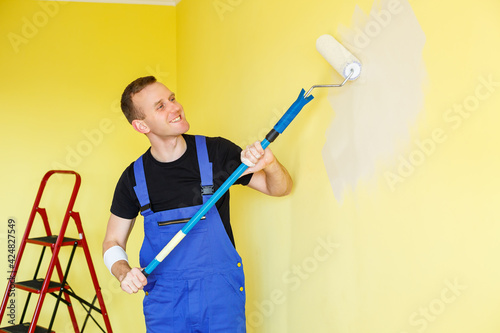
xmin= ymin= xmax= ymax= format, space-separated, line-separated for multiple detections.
xmin=322 ymin=0 xmax=426 ymax=202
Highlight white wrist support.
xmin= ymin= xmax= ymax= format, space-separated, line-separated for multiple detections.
xmin=103 ymin=245 xmax=128 ymax=274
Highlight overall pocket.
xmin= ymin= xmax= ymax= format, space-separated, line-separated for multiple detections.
xmin=156 ymin=216 xmax=210 ymax=276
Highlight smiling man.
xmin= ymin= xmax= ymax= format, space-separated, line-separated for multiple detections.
xmin=102 ymin=76 xmax=292 ymax=332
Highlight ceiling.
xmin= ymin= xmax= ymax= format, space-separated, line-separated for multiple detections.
xmin=46 ymin=0 xmax=181 ymax=5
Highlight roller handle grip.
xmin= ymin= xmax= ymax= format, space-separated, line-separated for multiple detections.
xmin=273 ymin=89 xmax=314 ymax=135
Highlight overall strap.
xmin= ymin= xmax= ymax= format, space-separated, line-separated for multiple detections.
xmin=195 ymin=136 xmax=214 ymax=201
xmin=133 ymin=155 xmax=154 ymax=217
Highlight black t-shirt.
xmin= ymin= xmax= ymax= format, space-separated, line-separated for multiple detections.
xmin=110 ymin=134 xmax=252 ymax=246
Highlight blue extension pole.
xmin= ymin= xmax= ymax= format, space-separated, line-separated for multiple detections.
xmin=143 ymin=89 xmax=314 ymax=276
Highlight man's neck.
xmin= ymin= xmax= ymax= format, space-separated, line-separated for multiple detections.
xmin=149 ymin=134 xmax=187 ymax=163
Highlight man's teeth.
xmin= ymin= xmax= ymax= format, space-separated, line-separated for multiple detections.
xmin=170 ymin=116 xmax=181 ymax=123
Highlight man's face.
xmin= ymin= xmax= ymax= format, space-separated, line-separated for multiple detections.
xmin=132 ymin=82 xmax=189 ymax=138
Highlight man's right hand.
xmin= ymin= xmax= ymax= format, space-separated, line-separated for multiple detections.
xmin=118 ymin=265 xmax=148 ymax=294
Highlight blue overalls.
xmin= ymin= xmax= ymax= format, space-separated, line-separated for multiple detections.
xmin=133 ymin=136 xmax=246 ymax=333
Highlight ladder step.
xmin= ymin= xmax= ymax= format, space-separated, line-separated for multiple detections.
xmin=27 ymin=235 xmax=80 ymax=247
xmin=14 ymin=279 xmax=68 ymax=294
xmin=0 ymin=323 xmax=54 ymax=333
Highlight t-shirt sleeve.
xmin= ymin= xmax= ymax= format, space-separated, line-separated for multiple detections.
xmin=110 ymin=164 xmax=141 ymax=219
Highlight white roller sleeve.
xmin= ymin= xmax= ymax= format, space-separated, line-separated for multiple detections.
xmin=316 ymin=34 xmax=362 ymax=80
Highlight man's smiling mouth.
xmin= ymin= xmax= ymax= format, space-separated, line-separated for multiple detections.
xmin=170 ymin=116 xmax=181 ymax=123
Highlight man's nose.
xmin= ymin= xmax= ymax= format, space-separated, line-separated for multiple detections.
xmin=169 ymin=100 xmax=181 ymax=111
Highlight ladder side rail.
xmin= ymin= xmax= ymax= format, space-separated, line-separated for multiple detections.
xmin=46 ymin=171 xmax=82 ymax=332
xmin=56 ymin=171 xmax=82 ymax=333
xmin=72 ymin=212 xmax=113 ymax=332
xmin=38 ymin=208 xmax=53 ymax=241
xmin=49 ymin=237 xmax=80 ymax=332
xmin=28 ymin=214 xmax=70 ymax=333
xmin=38 ymin=197 xmax=81 ymax=331
xmin=28 ymin=171 xmax=82 ymax=333
xmin=0 ymin=171 xmax=53 ymax=324
xmin=36 ymin=205 xmax=78 ymax=328
xmin=19 ymin=207 xmax=53 ymax=325
xmin=47 ymin=242 xmax=79 ymax=333
xmin=49 ymin=242 xmax=80 ymax=333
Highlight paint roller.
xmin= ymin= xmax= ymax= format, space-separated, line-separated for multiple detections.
xmin=316 ymin=34 xmax=362 ymax=81
xmin=142 ymin=34 xmax=362 ymax=277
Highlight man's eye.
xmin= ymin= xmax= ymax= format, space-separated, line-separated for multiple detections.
xmin=169 ymin=97 xmax=176 ymax=102
xmin=157 ymin=103 xmax=164 ymax=110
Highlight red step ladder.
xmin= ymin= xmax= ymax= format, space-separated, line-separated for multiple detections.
xmin=0 ymin=170 xmax=113 ymax=333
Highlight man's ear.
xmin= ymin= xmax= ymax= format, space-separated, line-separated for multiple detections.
xmin=132 ymin=119 xmax=150 ymax=134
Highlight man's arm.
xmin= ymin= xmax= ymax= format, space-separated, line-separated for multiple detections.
xmin=102 ymin=213 xmax=147 ymax=294
xmin=241 ymin=141 xmax=293 ymax=196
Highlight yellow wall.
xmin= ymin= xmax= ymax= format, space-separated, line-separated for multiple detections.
xmin=0 ymin=1 xmax=176 ymax=331
xmin=177 ymin=1 xmax=500 ymax=333
xmin=1 ymin=0 xmax=500 ymax=332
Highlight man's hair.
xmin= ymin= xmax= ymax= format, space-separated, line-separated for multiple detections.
xmin=121 ymin=76 xmax=157 ymax=124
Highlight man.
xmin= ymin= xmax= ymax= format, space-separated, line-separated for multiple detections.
xmin=102 ymin=76 xmax=292 ymax=332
